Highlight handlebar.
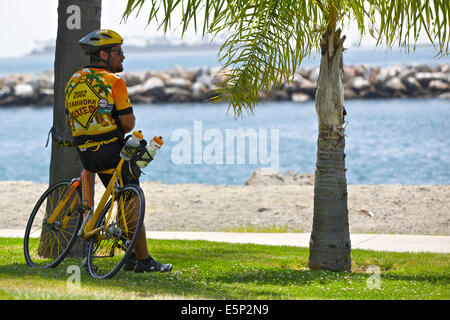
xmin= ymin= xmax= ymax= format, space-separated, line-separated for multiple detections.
xmin=45 ymin=126 xmax=77 ymax=148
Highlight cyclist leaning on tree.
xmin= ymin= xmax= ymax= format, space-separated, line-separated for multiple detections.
xmin=64 ymin=29 xmax=172 ymax=273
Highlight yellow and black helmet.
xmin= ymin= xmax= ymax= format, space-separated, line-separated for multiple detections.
xmin=78 ymin=29 xmax=124 ymax=55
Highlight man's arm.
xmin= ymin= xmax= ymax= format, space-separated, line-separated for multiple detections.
xmin=112 ymin=77 xmax=135 ymax=133
xmin=119 ymin=113 xmax=135 ymax=133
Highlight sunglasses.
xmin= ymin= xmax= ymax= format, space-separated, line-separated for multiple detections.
xmin=108 ymin=49 xmax=124 ymax=56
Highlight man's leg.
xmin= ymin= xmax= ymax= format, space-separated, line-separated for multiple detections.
xmin=121 ymin=163 xmax=172 ymax=272
xmin=134 ymin=223 xmax=149 ymax=260
xmin=125 ymin=202 xmax=171 ymax=272
xmin=121 ymin=194 xmax=148 ymax=257
xmin=125 ymin=196 xmax=149 ymax=260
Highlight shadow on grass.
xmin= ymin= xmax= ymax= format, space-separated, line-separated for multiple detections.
xmin=1 ymin=239 xmax=448 ymax=299
xmin=1 ymin=261 xmax=448 ymax=300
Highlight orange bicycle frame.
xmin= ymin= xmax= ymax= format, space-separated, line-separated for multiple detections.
xmin=46 ymin=158 xmax=126 ymax=240
xmin=82 ymin=158 xmax=126 ymax=239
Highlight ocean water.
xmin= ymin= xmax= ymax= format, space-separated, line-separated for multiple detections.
xmin=0 ymin=98 xmax=448 ymax=185
xmin=0 ymin=45 xmax=448 ymax=76
xmin=0 ymin=46 xmax=448 ymax=185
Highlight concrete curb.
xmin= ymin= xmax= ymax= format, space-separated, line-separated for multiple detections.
xmin=144 ymin=231 xmax=450 ymax=253
xmin=2 ymin=229 xmax=449 ymax=253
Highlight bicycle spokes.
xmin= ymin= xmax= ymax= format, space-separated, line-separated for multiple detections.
xmin=24 ymin=181 xmax=82 ymax=268
xmin=86 ymin=185 xmax=145 ymax=279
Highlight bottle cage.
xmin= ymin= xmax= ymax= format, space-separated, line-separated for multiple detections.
xmin=46 ymin=127 xmax=154 ymax=180
xmin=124 ymin=135 xmax=154 ymax=180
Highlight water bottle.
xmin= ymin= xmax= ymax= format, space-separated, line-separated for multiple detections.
xmin=120 ymin=130 xmax=143 ymax=161
xmin=136 ymin=136 xmax=163 ymax=168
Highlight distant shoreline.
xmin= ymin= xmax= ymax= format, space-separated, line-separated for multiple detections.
xmin=0 ymin=63 xmax=449 ymax=106
xmin=24 ymin=42 xmax=438 ymax=57
xmin=27 ymin=43 xmax=223 ymax=56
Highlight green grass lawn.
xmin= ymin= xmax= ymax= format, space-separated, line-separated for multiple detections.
xmin=0 ymin=237 xmax=448 ymax=300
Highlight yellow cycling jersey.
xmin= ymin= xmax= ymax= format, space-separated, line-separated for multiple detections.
xmin=65 ymin=67 xmax=132 ymax=137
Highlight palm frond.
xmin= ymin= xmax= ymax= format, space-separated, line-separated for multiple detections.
xmin=122 ymin=0 xmax=449 ymax=116
xmin=345 ymin=0 xmax=449 ymax=56
xmin=211 ymin=1 xmax=324 ymax=116
xmin=122 ymin=0 xmax=326 ymax=116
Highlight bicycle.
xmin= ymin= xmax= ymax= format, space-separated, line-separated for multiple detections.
xmin=23 ymin=127 xmax=155 ymax=279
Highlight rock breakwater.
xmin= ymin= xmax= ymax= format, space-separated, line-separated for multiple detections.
xmin=0 ymin=63 xmax=449 ymax=106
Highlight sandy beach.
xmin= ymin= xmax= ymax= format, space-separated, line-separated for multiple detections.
xmin=0 ymin=178 xmax=448 ymax=236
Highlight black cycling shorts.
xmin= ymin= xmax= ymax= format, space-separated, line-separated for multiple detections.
xmin=80 ymin=147 xmax=140 ymax=188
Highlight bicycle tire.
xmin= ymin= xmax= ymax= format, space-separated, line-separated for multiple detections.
xmin=24 ymin=180 xmax=82 ymax=268
xmin=86 ymin=184 xmax=145 ymax=279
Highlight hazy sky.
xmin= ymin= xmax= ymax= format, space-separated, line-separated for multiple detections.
xmin=0 ymin=0 xmax=197 ymax=57
xmin=0 ymin=0 xmax=433 ymax=58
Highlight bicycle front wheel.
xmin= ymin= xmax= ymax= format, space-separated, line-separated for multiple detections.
xmin=86 ymin=184 xmax=145 ymax=279
xmin=24 ymin=180 xmax=82 ymax=268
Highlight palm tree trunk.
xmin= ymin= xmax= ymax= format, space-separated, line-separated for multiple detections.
xmin=47 ymin=0 xmax=101 ymax=258
xmin=308 ymin=27 xmax=351 ymax=272
xmin=51 ymin=0 xmax=101 ymax=183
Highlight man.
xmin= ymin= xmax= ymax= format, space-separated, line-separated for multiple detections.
xmin=65 ymin=29 xmax=172 ymax=273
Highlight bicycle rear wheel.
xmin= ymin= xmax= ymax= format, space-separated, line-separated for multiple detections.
xmin=86 ymin=184 xmax=145 ymax=279
xmin=24 ymin=180 xmax=82 ymax=268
